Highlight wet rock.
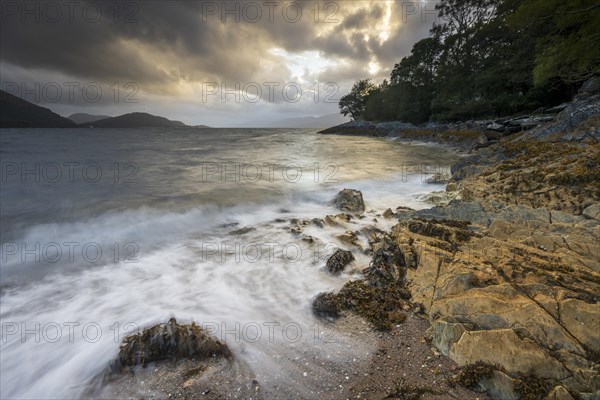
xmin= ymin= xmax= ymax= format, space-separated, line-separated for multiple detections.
xmin=336 ymin=280 xmax=409 ymax=330
xmin=382 ymin=208 xmax=395 ymax=219
xmin=337 ymin=230 xmax=359 ymax=248
xmin=426 ymin=172 xmax=451 ymax=184
xmin=302 ymin=235 xmax=316 ymax=244
xmin=324 ymin=213 xmax=353 ymax=226
xmin=114 ymin=318 xmax=231 ymax=369
xmin=446 ymin=182 xmax=458 ymax=192
xmin=312 ymin=292 xmax=340 ymax=319
xmin=229 ymin=227 xmax=255 ymax=235
xmin=324 ymin=215 xmax=340 ymax=226
xmin=331 ymin=189 xmax=365 ymax=214
xmin=325 ymin=249 xmax=354 ymax=274
xmin=311 ymin=218 xmax=325 ymax=227
xmin=364 ymin=235 xmax=407 ymax=287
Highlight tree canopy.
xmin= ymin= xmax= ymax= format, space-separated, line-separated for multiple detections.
xmin=339 ymin=79 xmax=377 ymax=120
xmin=345 ymin=0 xmax=599 ymax=123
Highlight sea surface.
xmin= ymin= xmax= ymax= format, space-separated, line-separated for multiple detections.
xmin=0 ymin=127 xmax=459 ymax=398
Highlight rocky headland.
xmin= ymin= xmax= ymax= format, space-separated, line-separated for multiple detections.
xmin=320 ymin=77 xmax=600 ymax=153
xmin=310 ymin=78 xmax=599 ymax=399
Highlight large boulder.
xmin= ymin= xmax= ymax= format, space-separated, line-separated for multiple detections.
xmin=331 ymin=189 xmax=365 ymax=214
xmin=114 ymin=318 xmax=231 ymax=369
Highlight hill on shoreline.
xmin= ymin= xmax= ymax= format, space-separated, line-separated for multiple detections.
xmin=0 ymin=90 xmax=76 ymax=128
xmin=67 ymin=113 xmax=112 ymax=125
xmin=85 ymin=112 xmax=188 ymax=128
xmin=0 ymin=93 xmax=203 ymax=129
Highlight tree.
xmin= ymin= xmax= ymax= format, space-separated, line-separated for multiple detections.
xmin=511 ymin=0 xmax=600 ymax=86
xmin=344 ymin=0 xmax=593 ymax=124
xmin=339 ymin=79 xmax=377 ymax=120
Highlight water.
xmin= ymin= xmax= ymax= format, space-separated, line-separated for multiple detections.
xmin=0 ymin=127 xmax=459 ymax=398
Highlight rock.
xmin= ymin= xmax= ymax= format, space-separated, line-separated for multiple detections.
xmin=580 ymin=390 xmax=600 ymax=400
xmin=517 ymin=80 xmax=600 ymax=142
xmin=114 ymin=318 xmax=231 ymax=369
xmin=364 ymin=235 xmax=407 ymax=286
xmin=302 ymin=235 xmax=316 ymax=244
xmin=337 ymin=230 xmax=360 ymax=248
xmin=229 ymin=226 xmax=255 ymax=235
xmin=388 ymin=311 xmax=407 ymax=324
xmin=449 ymin=329 xmax=570 ymax=380
xmin=410 ymin=201 xmax=491 ymax=227
xmin=375 ymin=121 xmax=417 ymax=131
xmin=383 ymin=208 xmax=395 ymax=218
xmin=485 ymin=122 xmax=505 ymax=132
xmin=312 ymin=292 xmax=340 ymax=319
xmin=431 ymin=320 xmax=466 ymax=357
xmin=325 ymin=249 xmax=354 ymax=274
xmin=545 ymin=103 xmax=570 ymax=114
xmin=331 ymin=189 xmax=365 ymax=214
xmin=426 ymin=172 xmax=451 ymax=184
xmin=480 ymin=370 xmax=519 ymax=400
xmin=582 ymin=204 xmax=600 ymax=220
xmin=406 ymin=218 xmax=473 ymax=243
xmin=545 ymin=386 xmax=575 ymax=400
xmin=551 ymin=210 xmax=582 ymax=224
xmin=431 ymin=284 xmax=586 ymax=356
xmin=311 ymin=218 xmax=324 ymax=227
xmin=577 ymin=76 xmax=600 ymax=98
xmin=446 ymin=182 xmax=458 ymax=192
xmin=335 ymin=279 xmax=409 ymax=330
xmin=559 ymin=298 xmax=600 ymax=353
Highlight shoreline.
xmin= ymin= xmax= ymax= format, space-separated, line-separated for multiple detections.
xmin=90 ymin=82 xmax=598 ymax=399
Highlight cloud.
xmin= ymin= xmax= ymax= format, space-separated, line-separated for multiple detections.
xmin=0 ymin=0 xmax=436 ymax=124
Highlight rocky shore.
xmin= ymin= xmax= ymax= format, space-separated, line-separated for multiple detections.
xmin=319 ymin=77 xmax=600 ymax=152
xmin=95 ymin=80 xmax=598 ymax=399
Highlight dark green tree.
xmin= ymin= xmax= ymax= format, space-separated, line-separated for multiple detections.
xmin=339 ymin=79 xmax=377 ymax=120
xmin=511 ymin=0 xmax=600 ymax=86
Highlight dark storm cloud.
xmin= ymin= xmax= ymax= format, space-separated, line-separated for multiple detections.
xmin=0 ymin=1 xmax=269 ymax=86
xmin=1 ymin=1 xmax=435 ymax=84
xmin=0 ymin=0 xmax=437 ymax=123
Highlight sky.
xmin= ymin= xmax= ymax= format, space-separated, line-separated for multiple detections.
xmin=0 ymin=0 xmax=440 ymax=127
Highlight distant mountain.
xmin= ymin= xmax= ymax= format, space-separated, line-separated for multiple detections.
xmin=242 ymin=113 xmax=351 ymax=128
xmin=68 ymin=113 xmax=112 ymax=125
xmin=86 ymin=112 xmax=188 ymax=128
xmin=0 ymin=90 xmax=76 ymax=128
